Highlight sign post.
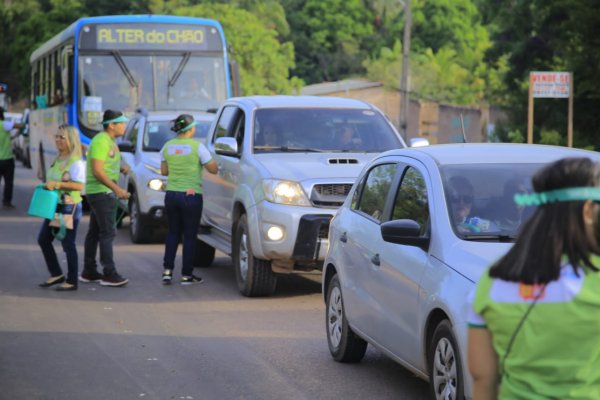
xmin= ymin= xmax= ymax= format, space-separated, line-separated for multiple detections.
xmin=528 ymin=71 xmax=573 ymax=146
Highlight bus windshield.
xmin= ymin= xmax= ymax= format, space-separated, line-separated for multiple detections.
xmin=79 ymin=53 xmax=226 ymax=130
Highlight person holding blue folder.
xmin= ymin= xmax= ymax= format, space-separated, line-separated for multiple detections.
xmin=38 ymin=124 xmax=85 ymax=291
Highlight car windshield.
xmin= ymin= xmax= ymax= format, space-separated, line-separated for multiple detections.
xmin=143 ymin=120 xmax=212 ymax=152
xmin=441 ymin=163 xmax=543 ymax=239
xmin=78 ymin=54 xmax=226 ymax=130
xmin=253 ymin=108 xmax=402 ymax=153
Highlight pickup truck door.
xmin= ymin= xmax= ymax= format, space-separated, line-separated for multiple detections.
xmin=202 ymin=106 xmax=245 ymax=233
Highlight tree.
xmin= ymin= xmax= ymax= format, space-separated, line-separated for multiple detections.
xmin=282 ymin=0 xmax=375 ymax=84
xmin=480 ymin=0 xmax=600 ymax=149
xmin=175 ymin=3 xmax=301 ymax=95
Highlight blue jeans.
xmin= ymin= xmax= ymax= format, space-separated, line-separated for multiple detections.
xmin=38 ymin=203 xmax=83 ymax=285
xmin=163 ymin=191 xmax=202 ymax=276
xmin=84 ymin=192 xmax=119 ymax=277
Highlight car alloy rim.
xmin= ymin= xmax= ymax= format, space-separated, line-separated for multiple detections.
xmin=239 ymin=231 xmax=249 ymax=280
xmin=432 ymin=337 xmax=457 ymax=400
xmin=327 ymin=286 xmax=343 ymax=348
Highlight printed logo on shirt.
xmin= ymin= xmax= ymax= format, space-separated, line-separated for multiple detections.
xmin=62 ymin=171 xmax=71 ymax=181
xmin=109 ymin=149 xmax=115 ymax=158
xmin=168 ymin=144 xmax=192 ymax=156
xmin=519 ymin=284 xmax=545 ymax=300
xmin=489 ymin=266 xmax=584 ymax=304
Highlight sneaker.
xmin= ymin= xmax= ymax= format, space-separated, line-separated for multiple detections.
xmin=100 ymin=273 xmax=129 ymax=287
xmin=2 ymin=202 xmax=15 ymax=209
xmin=162 ymin=269 xmax=173 ymax=284
xmin=79 ymin=270 xmax=103 ymax=283
xmin=181 ymin=275 xmax=203 ymax=285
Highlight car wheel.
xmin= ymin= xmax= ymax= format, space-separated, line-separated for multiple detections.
xmin=428 ymin=320 xmax=464 ymax=400
xmin=129 ymin=192 xmax=150 ymax=243
xmin=194 ymin=239 xmax=215 ymax=267
xmin=326 ymin=274 xmax=367 ymax=362
xmin=233 ymin=214 xmax=277 ymax=297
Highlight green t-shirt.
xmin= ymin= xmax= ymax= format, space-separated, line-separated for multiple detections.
xmin=161 ymin=138 xmax=204 ymax=193
xmin=47 ymin=156 xmax=85 ymax=204
xmin=86 ymin=131 xmax=120 ymax=194
xmin=469 ymin=256 xmax=600 ymax=399
xmin=0 ymin=122 xmax=13 ymax=160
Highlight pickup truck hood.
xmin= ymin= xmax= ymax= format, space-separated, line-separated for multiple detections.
xmin=255 ymin=153 xmax=376 ymax=181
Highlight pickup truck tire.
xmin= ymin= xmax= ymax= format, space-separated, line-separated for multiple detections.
xmin=129 ymin=191 xmax=151 ymax=243
xmin=233 ymin=214 xmax=277 ymax=297
xmin=194 ymin=239 xmax=215 ymax=267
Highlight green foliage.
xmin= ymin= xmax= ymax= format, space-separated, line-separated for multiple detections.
xmin=507 ymin=129 xmax=524 ymax=144
xmin=480 ymin=0 xmax=600 ymax=149
xmin=175 ymin=3 xmax=301 ymax=95
xmin=282 ymin=0 xmax=375 ymax=84
xmin=539 ymin=129 xmax=563 ymax=146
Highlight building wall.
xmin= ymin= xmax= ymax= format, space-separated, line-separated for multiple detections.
xmin=310 ymin=83 xmax=505 ymax=144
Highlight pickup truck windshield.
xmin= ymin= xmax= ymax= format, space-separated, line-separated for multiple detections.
xmin=253 ymin=108 xmax=403 ymax=153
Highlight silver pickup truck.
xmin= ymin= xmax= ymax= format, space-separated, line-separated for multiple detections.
xmin=197 ymin=95 xmax=406 ymax=296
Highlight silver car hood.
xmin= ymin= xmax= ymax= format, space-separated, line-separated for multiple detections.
xmin=256 ymin=153 xmax=376 ymax=181
xmin=142 ymin=152 xmax=161 ymax=170
xmin=441 ymin=241 xmax=513 ymax=283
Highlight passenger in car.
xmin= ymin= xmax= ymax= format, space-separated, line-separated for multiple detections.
xmin=448 ymin=176 xmax=496 ymax=233
xmin=336 ymin=125 xmax=362 ymax=150
xmin=492 ymin=178 xmax=531 ymax=231
xmin=256 ymin=123 xmax=280 ymax=147
xmin=467 ymin=157 xmax=600 ymax=400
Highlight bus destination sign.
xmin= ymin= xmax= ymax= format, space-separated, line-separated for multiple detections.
xmin=80 ymin=23 xmax=223 ymax=52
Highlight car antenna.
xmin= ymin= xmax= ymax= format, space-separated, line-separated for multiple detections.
xmin=460 ymin=113 xmax=467 ymax=143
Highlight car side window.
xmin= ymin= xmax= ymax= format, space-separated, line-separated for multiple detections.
xmin=128 ymin=120 xmax=139 ymax=149
xmin=214 ymin=106 xmax=238 ymax=141
xmin=392 ymin=167 xmax=429 ymax=236
xmin=355 ymin=163 xmax=397 ymax=222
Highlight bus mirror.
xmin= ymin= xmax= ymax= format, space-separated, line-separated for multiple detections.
xmin=228 ymin=58 xmax=241 ymax=97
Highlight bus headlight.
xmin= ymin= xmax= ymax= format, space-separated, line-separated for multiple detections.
xmin=148 ymin=179 xmax=166 ymax=191
xmin=262 ymin=179 xmax=310 ymax=206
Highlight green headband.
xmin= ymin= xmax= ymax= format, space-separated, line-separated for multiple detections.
xmin=177 ymin=120 xmax=197 ymax=133
xmin=514 ymin=187 xmax=600 ymax=206
xmin=103 ymin=115 xmax=129 ymax=124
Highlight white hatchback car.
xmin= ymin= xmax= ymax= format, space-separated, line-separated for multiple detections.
xmin=322 ymin=143 xmax=600 ymax=399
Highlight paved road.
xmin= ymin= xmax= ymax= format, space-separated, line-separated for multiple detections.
xmin=0 ymin=163 xmax=430 ymax=400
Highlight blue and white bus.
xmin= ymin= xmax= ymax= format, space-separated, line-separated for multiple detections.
xmin=29 ymin=14 xmax=238 ymax=180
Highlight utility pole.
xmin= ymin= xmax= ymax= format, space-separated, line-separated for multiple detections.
xmin=399 ymin=0 xmax=412 ymax=142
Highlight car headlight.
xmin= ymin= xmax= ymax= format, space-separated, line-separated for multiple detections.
xmin=262 ymin=179 xmax=310 ymax=206
xmin=147 ymin=178 xmax=166 ymax=191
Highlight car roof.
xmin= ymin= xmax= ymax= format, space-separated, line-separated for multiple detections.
xmin=381 ymin=143 xmax=600 ymax=165
xmin=228 ymin=95 xmax=374 ymax=110
xmin=135 ymin=111 xmax=214 ymax=123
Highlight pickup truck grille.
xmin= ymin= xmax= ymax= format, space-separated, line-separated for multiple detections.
xmin=310 ymin=184 xmax=353 ymax=207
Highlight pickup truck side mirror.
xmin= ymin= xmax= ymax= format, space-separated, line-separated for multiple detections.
xmin=118 ymin=140 xmax=135 ymax=153
xmin=215 ymin=137 xmax=238 ymax=156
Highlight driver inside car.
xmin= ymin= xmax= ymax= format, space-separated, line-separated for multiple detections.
xmin=447 ymin=176 xmax=497 ymax=233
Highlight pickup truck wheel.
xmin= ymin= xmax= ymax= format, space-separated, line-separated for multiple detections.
xmin=194 ymin=239 xmax=215 ymax=267
xmin=233 ymin=214 xmax=277 ymax=297
xmin=129 ymin=192 xmax=150 ymax=243
xmin=326 ymin=274 xmax=367 ymax=362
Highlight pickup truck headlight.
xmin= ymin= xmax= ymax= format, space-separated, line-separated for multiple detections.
xmin=262 ymin=179 xmax=310 ymax=206
xmin=148 ymin=178 xmax=166 ymax=191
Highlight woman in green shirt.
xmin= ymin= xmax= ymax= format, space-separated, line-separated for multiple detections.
xmin=160 ymin=114 xmax=217 ymax=285
xmin=468 ymin=157 xmax=600 ymax=399
xmin=38 ymin=125 xmax=85 ymax=291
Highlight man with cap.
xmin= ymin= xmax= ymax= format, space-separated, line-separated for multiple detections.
xmin=80 ymin=109 xmax=131 ymax=287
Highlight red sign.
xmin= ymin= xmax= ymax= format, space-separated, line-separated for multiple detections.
xmin=530 ymin=72 xmax=571 ymax=98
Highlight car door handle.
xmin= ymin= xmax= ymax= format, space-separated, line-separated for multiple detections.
xmin=340 ymin=232 xmax=347 ymax=243
xmin=371 ymin=254 xmax=380 ymax=266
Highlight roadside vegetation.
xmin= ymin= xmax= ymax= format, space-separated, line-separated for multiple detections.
xmin=1 ymin=0 xmax=598 ymax=148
